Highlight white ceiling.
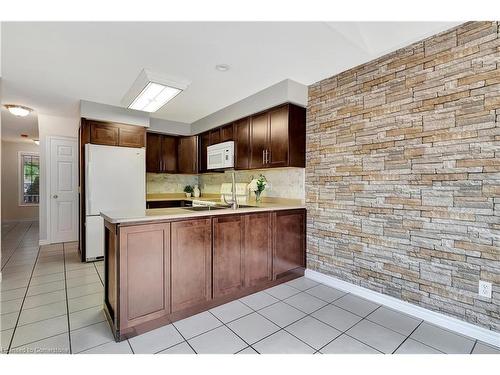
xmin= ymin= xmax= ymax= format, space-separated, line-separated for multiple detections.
xmin=1 ymin=22 xmax=460 ymax=125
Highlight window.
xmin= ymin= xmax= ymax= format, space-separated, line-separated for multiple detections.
xmin=19 ymin=152 xmax=40 ymax=206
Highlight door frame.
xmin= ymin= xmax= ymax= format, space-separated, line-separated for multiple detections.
xmin=45 ymin=135 xmax=79 ymax=244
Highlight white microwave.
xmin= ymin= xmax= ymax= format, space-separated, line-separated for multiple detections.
xmin=207 ymin=141 xmax=234 ymax=170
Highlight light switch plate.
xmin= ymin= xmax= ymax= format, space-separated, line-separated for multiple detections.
xmin=478 ymin=280 xmax=492 ymax=298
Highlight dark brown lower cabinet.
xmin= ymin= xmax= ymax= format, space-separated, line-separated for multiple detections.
xmin=104 ymin=208 xmax=305 ymax=341
xmin=213 ymin=215 xmax=244 ymax=298
xmin=272 ymin=210 xmax=306 ymax=279
xmin=118 ymin=223 xmax=170 ymax=330
xmin=171 ymin=218 xmax=212 ymax=312
xmin=244 ymin=212 xmax=272 ymax=286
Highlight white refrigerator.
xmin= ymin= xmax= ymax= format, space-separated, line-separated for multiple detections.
xmin=85 ymin=144 xmax=145 ymax=261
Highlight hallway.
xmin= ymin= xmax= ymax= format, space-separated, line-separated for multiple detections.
xmin=1 ymin=221 xmax=109 ymax=353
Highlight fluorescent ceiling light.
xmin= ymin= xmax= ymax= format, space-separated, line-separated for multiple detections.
xmin=4 ymin=104 xmax=33 ymax=117
xmin=129 ymin=82 xmax=181 ymax=112
xmin=122 ymin=70 xmax=189 ymax=113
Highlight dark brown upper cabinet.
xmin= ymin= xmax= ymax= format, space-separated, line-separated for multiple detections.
xmin=199 ymin=132 xmax=210 ymax=173
xmin=249 ymin=112 xmax=269 ymax=169
xmin=146 ymin=133 xmax=178 ymax=173
xmin=196 ymin=103 xmax=305 ymax=173
xmin=198 ymin=124 xmax=235 ymax=173
xmin=234 ymin=117 xmax=250 ymax=170
xmin=177 ymin=136 xmax=198 ymax=174
xmin=87 ymin=119 xmax=146 ymax=148
xmin=209 ymin=128 xmax=221 ymax=145
xmin=161 ymin=136 xmax=178 ymax=173
xmin=249 ymin=104 xmax=305 ymax=169
xmin=220 ymin=124 xmax=234 ymax=142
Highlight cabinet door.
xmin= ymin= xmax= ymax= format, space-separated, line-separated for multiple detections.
xmin=220 ymin=124 xmax=234 ymax=142
xmin=249 ymin=112 xmax=269 ymax=169
xmin=177 ymin=136 xmax=198 ymax=174
xmin=146 ymin=133 xmax=161 ymax=173
xmin=90 ymin=122 xmax=119 ymax=146
xmin=268 ymin=105 xmax=289 ymax=167
xmin=244 ymin=212 xmax=272 ymax=287
xmin=161 ymin=136 xmax=178 ymax=172
xmin=119 ymin=126 xmax=146 ymax=148
xmin=209 ymin=128 xmax=221 ymax=145
xmin=119 ymin=223 xmax=170 ymax=329
xmin=199 ymin=132 xmax=210 ymax=173
xmin=213 ymin=215 xmax=244 ymax=298
xmin=234 ymin=118 xmax=250 ymax=170
xmin=272 ymin=209 xmax=306 ymax=279
xmin=171 ymin=218 xmax=212 ymax=312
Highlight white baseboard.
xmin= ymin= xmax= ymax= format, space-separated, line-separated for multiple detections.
xmin=305 ymin=269 xmax=500 ymax=348
xmin=39 ymin=239 xmax=50 ymax=246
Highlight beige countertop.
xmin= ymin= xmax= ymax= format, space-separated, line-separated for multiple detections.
xmin=102 ymin=198 xmax=305 ymax=224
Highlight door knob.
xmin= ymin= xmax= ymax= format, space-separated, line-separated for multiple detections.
xmin=53 ymin=194 xmax=58 ymax=199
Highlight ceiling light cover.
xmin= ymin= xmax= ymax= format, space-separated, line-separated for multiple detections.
xmin=4 ymin=104 xmax=33 ymax=117
xmin=215 ymin=64 xmax=230 ymax=72
xmin=129 ymin=82 xmax=181 ymax=112
xmin=122 ymin=70 xmax=190 ymax=113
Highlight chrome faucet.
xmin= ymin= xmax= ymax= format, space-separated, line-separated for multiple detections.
xmin=222 ymin=171 xmax=238 ymax=210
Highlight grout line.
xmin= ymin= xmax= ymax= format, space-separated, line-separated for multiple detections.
xmin=1 ymin=223 xmax=32 ymax=271
xmin=207 ymin=310 xmax=254 ymax=352
xmin=6 ymin=222 xmax=41 ymax=354
xmin=15 ymin=311 xmax=68 ymax=329
xmin=127 ymin=339 xmax=135 ymax=354
xmin=62 ymin=243 xmax=73 ymax=354
xmin=9 ymin=330 xmax=70 ymax=353
xmin=93 ymin=261 xmax=105 ymax=287
xmin=391 ymin=320 xmax=424 ymax=354
xmin=170 ymin=322 xmax=198 ymax=354
xmin=470 ymin=340 xmax=478 ymax=354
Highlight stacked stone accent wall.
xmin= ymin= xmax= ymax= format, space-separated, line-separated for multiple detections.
xmin=306 ymin=22 xmax=499 ymax=331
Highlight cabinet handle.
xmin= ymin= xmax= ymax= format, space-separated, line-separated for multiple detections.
xmin=262 ymin=150 xmax=265 ymax=165
xmin=267 ymin=149 xmax=271 ymax=164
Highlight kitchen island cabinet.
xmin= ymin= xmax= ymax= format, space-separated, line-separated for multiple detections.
xmin=103 ymin=207 xmax=305 ymax=341
xmin=171 ymin=219 xmax=212 ymax=312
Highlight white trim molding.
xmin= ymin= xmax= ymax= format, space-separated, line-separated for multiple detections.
xmin=305 ymin=269 xmax=500 ymax=348
xmin=39 ymin=239 xmax=50 ymax=246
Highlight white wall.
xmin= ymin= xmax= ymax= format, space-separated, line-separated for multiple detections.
xmin=1 ymin=141 xmax=40 ymax=222
xmin=190 ymin=79 xmax=308 ymax=134
xmin=149 ymin=117 xmax=191 ymax=136
xmin=80 ymin=100 xmax=149 ymax=127
xmin=38 ymin=114 xmax=79 ymax=244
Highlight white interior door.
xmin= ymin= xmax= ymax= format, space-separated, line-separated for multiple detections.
xmin=50 ymin=137 xmax=78 ymax=243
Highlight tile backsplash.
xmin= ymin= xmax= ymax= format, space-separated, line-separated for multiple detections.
xmin=146 ymin=173 xmax=199 ymax=194
xmin=147 ymin=168 xmax=305 ymax=200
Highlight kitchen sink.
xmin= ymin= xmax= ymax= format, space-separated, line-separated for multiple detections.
xmin=183 ymin=206 xmax=228 ymax=212
xmin=183 ymin=204 xmax=256 ymax=212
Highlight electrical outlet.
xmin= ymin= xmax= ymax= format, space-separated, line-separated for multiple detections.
xmin=478 ymin=280 xmax=492 ymax=299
